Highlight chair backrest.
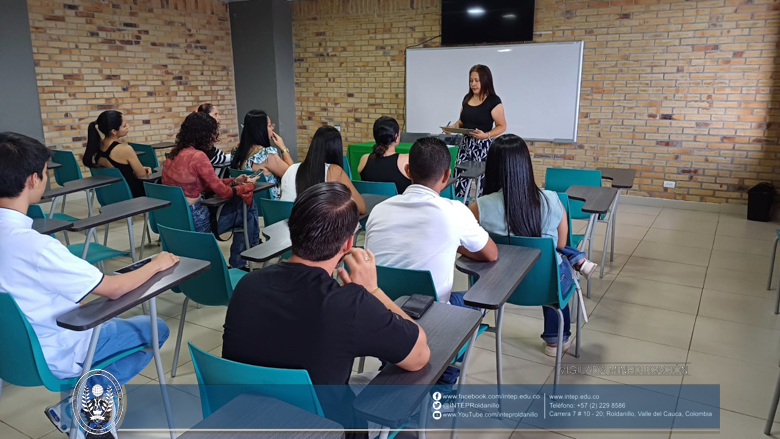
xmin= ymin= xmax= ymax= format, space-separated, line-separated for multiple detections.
xmin=50 ymin=149 xmax=83 ymax=187
xmin=342 ymin=156 xmax=352 ymax=180
xmin=544 ymin=168 xmax=602 ymax=220
xmin=143 ymin=183 xmax=196 ymax=232
xmin=128 ymin=142 xmax=160 ymax=169
xmin=440 ymin=185 xmax=456 ymax=200
xmin=351 ymin=180 xmax=398 ymax=197
xmin=0 ymin=294 xmax=64 ymax=391
xmin=400 ymin=132 xmax=430 ymax=144
xmin=188 ymin=343 xmax=323 ymax=418
xmin=26 ymin=204 xmax=45 ymax=219
xmin=157 ymin=226 xmax=234 ymax=306
xmin=89 ymin=167 xmax=133 ymax=207
xmin=489 ymin=234 xmax=564 ymax=308
xmin=258 ymin=199 xmax=294 ymax=226
xmin=556 ymin=193 xmax=574 ymax=247
xmin=376 ymin=266 xmax=439 ymax=302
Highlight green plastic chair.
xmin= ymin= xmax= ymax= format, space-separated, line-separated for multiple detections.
xmin=258 ymin=198 xmax=294 ymax=227
xmin=27 ymin=205 xmax=54 ymax=238
xmin=188 ymin=343 xmax=324 ymax=418
xmin=489 ymin=234 xmax=579 ymax=385
xmin=0 ymin=293 xmax=147 ymax=430
xmin=544 ymin=168 xmax=602 ymax=221
xmin=47 ymin=150 xmax=83 ymax=242
xmin=556 ymin=192 xmax=581 ymax=248
xmin=128 ymin=142 xmax=160 ymax=170
xmin=351 ymin=180 xmax=398 ymax=197
xmin=440 ymin=185 xmax=456 ymax=200
xmin=143 ymin=183 xmax=196 ymax=233
xmin=157 ymin=226 xmax=247 ymax=377
xmin=342 ymin=156 xmax=352 ymax=180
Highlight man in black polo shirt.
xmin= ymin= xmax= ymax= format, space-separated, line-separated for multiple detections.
xmin=222 ymin=182 xmax=430 ymax=437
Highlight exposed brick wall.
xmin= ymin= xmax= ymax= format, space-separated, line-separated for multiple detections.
xmin=292 ymin=0 xmax=780 ymax=203
xmin=27 ymin=0 xmax=238 ymax=173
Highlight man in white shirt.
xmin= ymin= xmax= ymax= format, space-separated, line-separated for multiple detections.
xmin=0 ymin=132 xmax=179 ymax=436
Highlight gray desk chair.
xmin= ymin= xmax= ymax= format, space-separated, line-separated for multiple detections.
xmin=400 ymin=132 xmax=430 ymax=143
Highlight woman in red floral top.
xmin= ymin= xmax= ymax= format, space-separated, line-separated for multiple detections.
xmin=162 ymin=112 xmax=260 ymax=269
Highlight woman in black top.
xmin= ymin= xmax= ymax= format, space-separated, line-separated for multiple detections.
xmin=444 ymin=64 xmax=507 ymax=199
xmin=357 ymin=116 xmax=411 ymax=194
xmin=83 ymin=110 xmax=150 ymax=198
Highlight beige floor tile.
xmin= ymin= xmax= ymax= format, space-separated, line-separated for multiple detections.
xmin=716 ymin=217 xmax=780 ymax=241
xmin=681 ymin=350 xmax=780 ymax=421
xmin=704 ymin=267 xmax=778 ymax=298
xmin=698 ymin=289 xmax=780 ymax=330
xmin=463 ymin=346 xmax=554 ymax=386
xmin=643 ymin=228 xmax=714 ymax=250
xmin=709 ymin=250 xmax=777 ymax=276
xmin=656 ymin=208 xmax=720 ymax=222
xmin=591 ymin=223 xmax=649 ymax=240
xmin=616 ymin=204 xmax=662 ymax=216
xmin=0 ymin=421 xmax=29 ymax=439
xmin=650 ymin=217 xmax=718 ymax=234
xmin=137 ymin=317 xmax=224 ymax=380
xmin=0 ymin=384 xmax=57 ymax=439
xmin=632 ymin=241 xmax=712 ymax=267
xmin=587 ymin=233 xmax=640 ymax=256
xmin=581 ymin=251 xmax=629 ymax=278
xmin=614 ymin=212 xmax=657 ymax=228
xmin=690 ymin=316 xmax=780 ymax=367
xmin=714 ymin=234 xmax=778 ymax=257
xmin=474 ymin=313 xmax=566 ymax=368
xmin=182 ymin=305 xmax=228 ymax=332
xmin=620 ymin=257 xmax=707 ymax=288
xmin=587 ymin=299 xmax=696 ymax=349
xmin=603 ymin=276 xmax=702 ymax=315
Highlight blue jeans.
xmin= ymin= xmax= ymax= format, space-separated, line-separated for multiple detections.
xmin=541 ymin=256 xmax=574 ymax=344
xmin=191 ymin=198 xmax=260 ymax=269
xmin=80 ymin=316 xmax=170 ymax=385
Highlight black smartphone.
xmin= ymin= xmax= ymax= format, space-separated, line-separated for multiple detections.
xmin=249 ymin=169 xmax=264 ymax=178
xmin=401 ymin=294 xmax=434 ymax=319
xmin=115 ymin=257 xmax=154 ymax=274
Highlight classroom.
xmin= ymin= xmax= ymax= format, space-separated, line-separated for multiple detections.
xmin=1 ymin=0 xmax=779 ymax=438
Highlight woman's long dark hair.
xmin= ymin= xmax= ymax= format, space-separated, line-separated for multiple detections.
xmin=169 ymin=112 xmax=220 ymax=160
xmin=231 ymin=110 xmax=270 ymax=169
xmin=370 ymin=116 xmax=399 ymax=159
xmin=296 ymin=126 xmax=343 ymax=195
xmin=462 ymin=64 xmax=496 ymax=106
xmin=483 ymin=134 xmax=548 ymax=238
xmin=83 ymin=110 xmax=123 ymax=168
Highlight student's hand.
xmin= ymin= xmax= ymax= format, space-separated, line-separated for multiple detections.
xmin=246 ymin=175 xmax=261 ymax=185
xmin=337 ymin=248 xmax=379 ymax=292
xmin=144 ymin=166 xmax=152 ymax=175
xmin=234 ymin=174 xmax=248 ymax=184
xmin=151 ymin=252 xmax=180 ymax=272
xmin=469 ymin=129 xmax=488 ymax=140
xmin=271 ymin=132 xmax=286 ymax=149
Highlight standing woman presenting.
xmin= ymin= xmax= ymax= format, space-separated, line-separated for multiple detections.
xmin=445 ymin=64 xmax=507 ymax=200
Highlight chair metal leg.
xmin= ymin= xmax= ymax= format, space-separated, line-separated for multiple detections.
xmin=148 ymin=298 xmax=177 ymax=439
xmin=580 ymin=216 xmax=596 ymax=299
xmin=575 ymin=285 xmax=582 ymax=358
xmin=554 ymin=308 xmax=564 ymax=387
xmin=171 ymin=298 xmax=189 ymax=378
xmin=769 ymin=238 xmax=778 ymax=290
xmin=495 ymin=306 xmax=504 ymax=387
xmin=60 ymin=194 xmax=67 ymax=214
xmin=610 ymin=190 xmax=620 ymax=262
xmin=139 ymin=214 xmax=148 ymax=260
xmin=765 ymin=368 xmax=780 ymax=434
xmin=141 ymin=302 xmax=148 ymax=315
xmin=600 ymin=215 xmax=611 ymax=279
xmin=127 ymin=218 xmax=137 ymax=262
xmin=63 ymin=231 xmax=71 ymax=246
xmin=103 ymin=224 xmax=110 ymax=246
xmin=462 ymin=179 xmax=473 ymax=204
xmin=357 ymin=357 xmax=366 ymax=374
xmin=450 ymin=327 xmax=478 ymax=439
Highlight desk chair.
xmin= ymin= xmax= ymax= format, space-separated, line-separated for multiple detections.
xmin=400 ymin=132 xmax=430 ymax=144
xmin=440 ymin=185 xmax=456 ymax=200
xmin=189 ymin=343 xmax=323 ymax=418
xmin=489 ymin=234 xmax=583 ymax=386
xmin=769 ymin=230 xmax=780 ymax=313
xmin=89 ymin=168 xmax=149 ymax=261
xmin=27 ymin=205 xmax=54 ymax=238
xmin=143 ymin=182 xmax=195 ymax=235
xmin=258 ymin=198 xmax=294 ymax=227
xmin=158 ymin=226 xmax=247 ymax=377
xmin=0 ymin=293 xmax=149 ymax=437
xmin=343 ymin=156 xmax=353 ymax=180
xmin=545 ymin=168 xmax=611 ymax=278
xmin=352 ymin=180 xmax=398 ymax=197
xmin=557 ymin=193 xmax=577 ymax=247
xmin=48 ymin=150 xmax=85 ymax=244
xmin=128 ymin=142 xmax=160 ymax=170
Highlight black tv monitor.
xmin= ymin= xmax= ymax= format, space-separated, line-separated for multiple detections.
xmin=441 ymin=0 xmax=535 ymax=46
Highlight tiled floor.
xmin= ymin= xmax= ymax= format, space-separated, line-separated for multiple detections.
xmin=3 ymin=197 xmax=780 ymax=438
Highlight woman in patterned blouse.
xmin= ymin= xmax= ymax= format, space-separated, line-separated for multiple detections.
xmin=230 ymin=110 xmax=293 ymax=199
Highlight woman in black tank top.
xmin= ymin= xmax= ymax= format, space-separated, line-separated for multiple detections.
xmin=83 ymin=110 xmax=150 ymax=198
xmin=358 ymin=116 xmax=411 ymax=194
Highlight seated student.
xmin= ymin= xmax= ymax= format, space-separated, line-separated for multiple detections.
xmin=470 ymin=134 xmax=596 ymax=357
xmin=162 ymin=112 xmax=261 ymax=270
xmin=223 ymin=182 xmax=429 ymax=438
xmin=196 ymin=103 xmax=230 ymax=166
xmin=0 ymin=132 xmax=177 ymax=434
xmin=230 ymin=110 xmax=293 ymax=199
xmin=280 ymin=126 xmax=366 ymax=213
xmin=83 ymin=110 xmax=151 ymax=198
xmin=358 ymin=116 xmax=411 ymax=194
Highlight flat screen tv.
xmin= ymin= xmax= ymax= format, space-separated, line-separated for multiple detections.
xmin=441 ymin=0 xmax=535 ymax=46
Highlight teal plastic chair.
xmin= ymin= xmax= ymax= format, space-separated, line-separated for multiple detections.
xmin=490 ymin=234 xmax=579 ymax=385
xmin=440 ymin=185 xmax=456 ymax=200
xmin=128 ymin=142 xmax=160 ymax=170
xmin=351 ymin=180 xmax=398 ymax=197
xmin=342 ymin=156 xmax=352 ymax=180
xmin=143 ymin=182 xmax=196 ymax=234
xmin=47 ymin=150 xmax=83 ymax=242
xmin=258 ymin=198 xmax=294 ymax=227
xmin=157 ymin=226 xmax=247 ymax=377
xmin=556 ymin=193 xmax=579 ymax=248
xmin=0 ymin=293 xmax=148 ymax=430
xmin=188 ymin=343 xmax=323 ymax=418
xmin=27 ymin=204 xmax=45 ymax=219
xmin=544 ymin=168 xmax=602 ymax=222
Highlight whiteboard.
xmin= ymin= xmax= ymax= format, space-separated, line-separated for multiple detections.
xmin=405 ymin=42 xmax=584 ymax=143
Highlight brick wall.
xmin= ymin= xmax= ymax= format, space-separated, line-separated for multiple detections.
xmin=27 ymin=0 xmax=238 ymax=172
xmin=292 ymin=0 xmax=780 ymax=203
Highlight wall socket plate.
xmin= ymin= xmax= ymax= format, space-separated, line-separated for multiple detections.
xmin=663 ymin=181 xmax=676 ymax=189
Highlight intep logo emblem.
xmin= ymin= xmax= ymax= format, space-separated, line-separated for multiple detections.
xmin=71 ymin=369 xmax=125 ymax=435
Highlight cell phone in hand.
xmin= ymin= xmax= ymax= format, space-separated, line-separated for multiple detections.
xmin=114 ymin=256 xmax=154 ymax=274
xmin=249 ymin=169 xmax=264 ymax=179
xmin=401 ymin=294 xmax=434 ymax=319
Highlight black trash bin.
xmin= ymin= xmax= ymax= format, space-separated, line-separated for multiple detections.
xmin=747 ymin=183 xmax=775 ymax=222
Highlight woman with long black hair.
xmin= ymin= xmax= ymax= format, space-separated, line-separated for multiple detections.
xmin=280 ymin=126 xmax=366 ymax=214
xmin=83 ymin=110 xmax=150 ymax=198
xmin=357 ymin=116 xmax=411 ymax=194
xmin=469 ymin=134 xmax=596 ymax=357
xmin=444 ymin=64 xmax=507 ymax=200
xmin=230 ymin=110 xmax=293 ymax=199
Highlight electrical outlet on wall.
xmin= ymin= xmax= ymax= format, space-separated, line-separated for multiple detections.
xmin=663 ymin=181 xmax=676 ymax=189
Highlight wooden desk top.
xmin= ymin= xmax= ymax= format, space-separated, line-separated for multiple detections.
xmin=151 ymin=142 xmax=175 ymax=150
xmin=455 ymin=160 xmax=486 ymax=179
xmin=32 ymin=218 xmax=73 ymax=235
xmin=566 ymin=185 xmax=618 ymax=215
xmin=41 ymin=176 xmax=122 ymax=201
xmin=241 ymin=220 xmax=291 ymax=263
xmin=70 ymin=197 xmax=171 ymax=232
xmin=201 ymin=182 xmax=276 ymax=208
xmin=596 ymin=167 xmax=636 ymax=189
xmin=138 ymin=170 xmax=162 ymax=182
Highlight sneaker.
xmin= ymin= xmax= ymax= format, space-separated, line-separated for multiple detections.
xmin=544 ymin=338 xmax=572 ymax=357
xmin=44 ymin=400 xmax=72 ymax=435
xmin=576 ymin=259 xmax=597 ymax=279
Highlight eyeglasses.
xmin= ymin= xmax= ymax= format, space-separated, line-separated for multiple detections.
xmin=269 ymin=123 xmax=275 ymax=130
